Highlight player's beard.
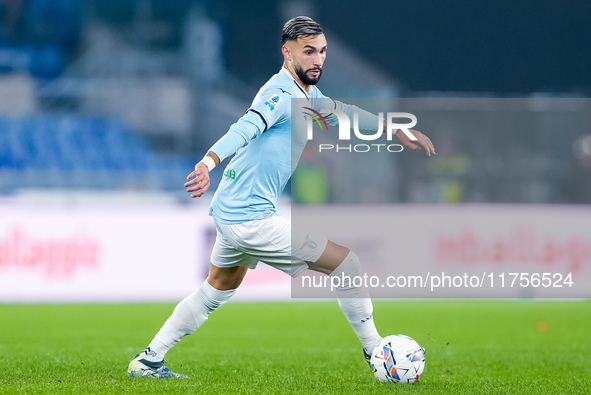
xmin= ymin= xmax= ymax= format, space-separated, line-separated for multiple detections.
xmin=294 ymin=64 xmax=322 ymax=85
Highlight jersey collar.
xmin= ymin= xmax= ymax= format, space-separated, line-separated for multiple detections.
xmin=280 ymin=67 xmax=309 ymax=99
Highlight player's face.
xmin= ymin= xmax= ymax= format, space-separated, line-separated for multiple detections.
xmin=285 ymin=34 xmax=327 ymax=86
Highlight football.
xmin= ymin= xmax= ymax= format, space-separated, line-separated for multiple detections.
xmin=370 ymin=334 xmax=426 ymax=384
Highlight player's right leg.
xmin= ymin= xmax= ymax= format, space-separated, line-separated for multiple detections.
xmin=143 ymin=264 xmax=246 ymax=357
xmin=128 ymin=221 xmax=252 ymax=378
xmin=128 ymin=264 xmax=247 ymax=378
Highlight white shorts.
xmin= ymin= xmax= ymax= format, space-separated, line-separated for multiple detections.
xmin=210 ymin=215 xmax=328 ymax=278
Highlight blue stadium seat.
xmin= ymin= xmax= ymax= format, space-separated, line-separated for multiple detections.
xmin=0 ymin=114 xmax=198 ymax=193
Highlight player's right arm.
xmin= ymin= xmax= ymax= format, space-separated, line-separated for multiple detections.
xmin=184 ymin=111 xmax=263 ymax=198
xmin=185 ymin=151 xmax=219 ymax=198
xmin=184 ymin=84 xmax=289 ymax=198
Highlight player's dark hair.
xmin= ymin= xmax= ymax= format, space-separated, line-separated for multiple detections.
xmin=281 ymin=16 xmax=323 ymax=44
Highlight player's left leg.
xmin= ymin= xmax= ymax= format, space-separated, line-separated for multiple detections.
xmin=257 ymin=219 xmax=381 ymax=362
xmin=307 ymin=241 xmax=382 ymax=361
xmin=222 ymin=216 xmax=381 ymax=365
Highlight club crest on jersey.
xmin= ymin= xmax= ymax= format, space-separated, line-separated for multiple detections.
xmin=264 ymin=94 xmax=282 ymax=111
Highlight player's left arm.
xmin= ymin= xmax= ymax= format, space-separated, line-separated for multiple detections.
xmin=392 ymin=126 xmax=436 ymax=156
xmin=327 ymin=98 xmax=436 ymax=156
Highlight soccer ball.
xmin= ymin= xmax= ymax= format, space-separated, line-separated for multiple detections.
xmin=370 ymin=334 xmax=425 ymax=384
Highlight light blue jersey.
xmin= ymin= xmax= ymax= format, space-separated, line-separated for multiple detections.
xmin=208 ymin=68 xmax=378 ymax=224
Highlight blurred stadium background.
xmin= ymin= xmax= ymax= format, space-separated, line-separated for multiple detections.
xmin=0 ymin=0 xmax=590 ymax=302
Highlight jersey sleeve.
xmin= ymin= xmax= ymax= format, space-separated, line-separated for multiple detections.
xmin=208 ymin=110 xmax=266 ymax=162
xmin=311 ymin=90 xmax=381 ymax=132
xmin=246 ymin=85 xmax=290 ymax=132
xmin=208 ymin=84 xmax=291 ymax=162
xmin=333 ymin=100 xmax=381 ymax=131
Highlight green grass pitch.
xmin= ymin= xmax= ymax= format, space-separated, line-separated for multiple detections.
xmin=1 ymin=300 xmax=589 ymax=394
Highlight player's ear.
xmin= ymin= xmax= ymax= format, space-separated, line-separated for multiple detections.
xmin=281 ymin=45 xmax=292 ymax=62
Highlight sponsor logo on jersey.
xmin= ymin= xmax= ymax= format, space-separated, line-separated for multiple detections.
xmin=224 ymin=169 xmax=236 ymax=180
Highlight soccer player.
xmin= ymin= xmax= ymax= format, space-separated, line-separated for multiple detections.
xmin=128 ymin=16 xmax=435 ymax=378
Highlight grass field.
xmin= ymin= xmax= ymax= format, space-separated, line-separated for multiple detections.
xmin=1 ymin=300 xmax=590 ymax=394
